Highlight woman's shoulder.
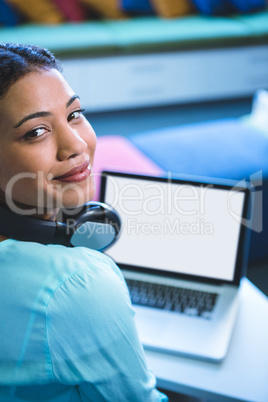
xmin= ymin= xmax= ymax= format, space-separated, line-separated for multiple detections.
xmin=1 ymin=238 xmax=116 ymax=270
xmin=0 ymin=241 xmax=132 ymax=386
xmin=0 ymin=239 xmax=124 ymax=298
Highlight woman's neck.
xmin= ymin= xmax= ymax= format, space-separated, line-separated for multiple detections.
xmin=0 ymin=234 xmax=8 ymax=242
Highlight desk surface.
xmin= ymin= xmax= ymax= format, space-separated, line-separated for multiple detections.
xmin=144 ymin=278 xmax=268 ymax=402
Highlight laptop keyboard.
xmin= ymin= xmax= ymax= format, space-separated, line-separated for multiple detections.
xmin=125 ymin=279 xmax=218 ymax=319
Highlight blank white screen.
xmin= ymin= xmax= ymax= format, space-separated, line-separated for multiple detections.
xmin=104 ymin=176 xmax=245 ymax=281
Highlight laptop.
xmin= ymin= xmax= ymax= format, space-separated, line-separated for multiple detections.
xmin=100 ymin=171 xmax=252 ymax=362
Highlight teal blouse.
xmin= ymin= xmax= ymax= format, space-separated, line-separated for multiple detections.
xmin=0 ymin=239 xmax=167 ymax=401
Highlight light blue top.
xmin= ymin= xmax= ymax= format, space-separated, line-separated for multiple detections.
xmin=0 ymin=239 xmax=167 ymax=401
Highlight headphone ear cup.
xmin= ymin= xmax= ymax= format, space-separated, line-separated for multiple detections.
xmin=70 ymin=221 xmax=117 ymax=250
xmin=60 ymin=201 xmax=121 ymax=251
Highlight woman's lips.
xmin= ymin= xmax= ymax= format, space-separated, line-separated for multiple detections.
xmin=53 ymin=161 xmax=91 ymax=183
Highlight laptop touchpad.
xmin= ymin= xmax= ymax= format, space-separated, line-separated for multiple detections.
xmin=134 ymin=306 xmax=169 ymax=339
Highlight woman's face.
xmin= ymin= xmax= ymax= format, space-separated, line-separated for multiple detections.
xmin=0 ymin=69 xmax=97 ymax=219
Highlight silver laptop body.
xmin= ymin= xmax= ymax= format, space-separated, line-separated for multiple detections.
xmin=100 ymin=171 xmax=251 ymax=362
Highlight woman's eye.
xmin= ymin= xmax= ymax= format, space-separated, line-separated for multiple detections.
xmin=24 ymin=127 xmax=47 ymax=140
xmin=68 ymin=108 xmax=85 ymax=122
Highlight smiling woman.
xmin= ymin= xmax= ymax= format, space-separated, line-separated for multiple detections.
xmin=0 ymin=63 xmax=96 ymax=218
xmin=0 ymin=43 xmax=167 ymax=402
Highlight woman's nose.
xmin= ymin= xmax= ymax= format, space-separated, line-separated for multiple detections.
xmin=56 ymin=124 xmax=87 ymax=161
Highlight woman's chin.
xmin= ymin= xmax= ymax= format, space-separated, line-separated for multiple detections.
xmin=49 ymin=176 xmax=96 ymax=209
xmin=59 ymin=187 xmax=96 ymax=210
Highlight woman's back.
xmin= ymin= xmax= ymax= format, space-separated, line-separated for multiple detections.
xmin=0 ymin=240 xmax=165 ymax=401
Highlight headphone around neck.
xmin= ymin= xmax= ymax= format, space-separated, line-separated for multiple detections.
xmin=0 ymin=201 xmax=121 ymax=251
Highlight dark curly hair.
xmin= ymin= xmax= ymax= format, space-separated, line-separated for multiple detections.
xmin=0 ymin=42 xmax=62 ymax=99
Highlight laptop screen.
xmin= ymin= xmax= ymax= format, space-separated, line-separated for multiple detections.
xmin=101 ymin=172 xmax=249 ymax=283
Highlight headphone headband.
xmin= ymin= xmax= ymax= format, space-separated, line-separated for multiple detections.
xmin=0 ymin=201 xmax=121 ymax=251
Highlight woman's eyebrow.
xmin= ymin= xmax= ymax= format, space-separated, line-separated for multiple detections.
xmin=66 ymin=95 xmax=80 ymax=108
xmin=13 ymin=95 xmax=80 ymax=129
xmin=13 ymin=111 xmax=51 ymax=129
